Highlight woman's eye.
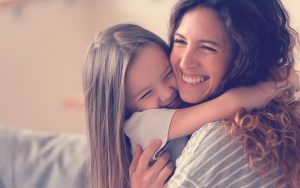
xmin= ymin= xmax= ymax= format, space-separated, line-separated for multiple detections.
xmin=139 ymin=90 xmax=151 ymax=100
xmin=199 ymin=46 xmax=217 ymax=53
xmin=173 ymin=39 xmax=186 ymax=45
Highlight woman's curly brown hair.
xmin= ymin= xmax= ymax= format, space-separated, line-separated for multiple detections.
xmin=224 ymin=90 xmax=300 ymax=187
xmin=169 ymin=0 xmax=299 ymax=186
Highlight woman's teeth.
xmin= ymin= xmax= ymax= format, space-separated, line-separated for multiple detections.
xmin=182 ymin=75 xmax=207 ymax=84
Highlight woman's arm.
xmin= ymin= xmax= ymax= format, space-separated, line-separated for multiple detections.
xmin=168 ymin=80 xmax=294 ymax=140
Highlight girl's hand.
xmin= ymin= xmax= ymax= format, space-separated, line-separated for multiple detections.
xmin=226 ymin=75 xmax=297 ymax=112
xmin=130 ymin=140 xmax=174 ymax=188
xmin=225 ymin=67 xmax=299 ymax=113
xmin=288 ymin=67 xmax=300 ymax=92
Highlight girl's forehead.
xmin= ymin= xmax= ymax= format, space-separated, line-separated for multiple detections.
xmin=125 ymin=43 xmax=170 ymax=97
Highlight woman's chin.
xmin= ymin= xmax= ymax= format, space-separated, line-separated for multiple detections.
xmin=179 ymin=92 xmax=208 ymax=104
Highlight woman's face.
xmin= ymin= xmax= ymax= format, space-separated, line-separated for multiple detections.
xmin=170 ymin=7 xmax=233 ymax=104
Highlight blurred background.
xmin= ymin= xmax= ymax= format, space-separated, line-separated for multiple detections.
xmin=0 ymin=0 xmax=299 ymax=134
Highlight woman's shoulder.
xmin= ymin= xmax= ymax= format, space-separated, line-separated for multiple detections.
xmin=175 ymin=121 xmax=247 ymax=167
xmin=175 ymin=121 xmax=228 ymax=165
xmin=171 ymin=121 xmax=287 ymax=188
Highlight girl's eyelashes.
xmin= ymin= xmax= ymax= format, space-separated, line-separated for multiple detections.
xmin=138 ymin=68 xmax=172 ymax=101
xmin=139 ymin=90 xmax=151 ymax=100
xmin=164 ymin=68 xmax=173 ymax=79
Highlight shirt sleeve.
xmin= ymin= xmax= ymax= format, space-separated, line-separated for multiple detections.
xmin=124 ymin=109 xmax=176 ymax=160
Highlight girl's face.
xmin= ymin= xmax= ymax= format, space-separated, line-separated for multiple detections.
xmin=125 ymin=43 xmax=181 ymax=113
xmin=170 ymin=7 xmax=233 ymax=104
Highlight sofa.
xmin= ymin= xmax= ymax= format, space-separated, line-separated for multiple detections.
xmin=0 ymin=125 xmax=89 ymax=188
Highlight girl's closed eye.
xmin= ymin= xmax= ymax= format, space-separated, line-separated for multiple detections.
xmin=164 ymin=68 xmax=174 ymax=79
xmin=139 ymin=90 xmax=152 ymax=100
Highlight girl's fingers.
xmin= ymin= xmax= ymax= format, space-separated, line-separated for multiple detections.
xmin=150 ymin=151 xmax=172 ymax=175
xmin=137 ymin=139 xmax=162 ymax=171
xmin=158 ymin=161 xmax=175 ymax=185
xmin=288 ymin=68 xmax=300 ymax=92
xmin=130 ymin=142 xmax=173 ymax=188
xmin=129 ymin=144 xmax=143 ymax=176
xmin=130 ymin=140 xmax=165 ymax=188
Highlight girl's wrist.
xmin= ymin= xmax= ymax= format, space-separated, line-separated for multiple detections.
xmin=222 ymin=91 xmax=241 ymax=114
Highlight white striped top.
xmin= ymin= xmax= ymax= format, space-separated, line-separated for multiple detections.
xmin=168 ymin=122 xmax=288 ymax=188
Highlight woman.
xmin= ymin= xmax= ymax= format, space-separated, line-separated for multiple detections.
xmin=130 ymin=0 xmax=300 ymax=187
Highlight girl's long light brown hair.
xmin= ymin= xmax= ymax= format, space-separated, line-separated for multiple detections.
xmin=83 ymin=24 xmax=169 ymax=188
xmin=169 ymin=0 xmax=300 ymax=187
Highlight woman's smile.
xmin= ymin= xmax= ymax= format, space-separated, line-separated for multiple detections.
xmin=182 ymin=74 xmax=209 ymax=85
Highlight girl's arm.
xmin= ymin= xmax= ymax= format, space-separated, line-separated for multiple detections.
xmin=168 ymin=78 xmax=297 ymax=140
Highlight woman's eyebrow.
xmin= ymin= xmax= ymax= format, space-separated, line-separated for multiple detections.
xmin=174 ymin=33 xmax=186 ymax=39
xmin=197 ymin=39 xmax=219 ymax=47
xmin=175 ymin=33 xmax=219 ymax=47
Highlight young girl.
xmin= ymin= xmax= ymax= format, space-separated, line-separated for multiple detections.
xmin=83 ymin=24 xmax=296 ymax=188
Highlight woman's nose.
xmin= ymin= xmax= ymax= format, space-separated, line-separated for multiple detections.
xmin=179 ymin=47 xmax=199 ymax=70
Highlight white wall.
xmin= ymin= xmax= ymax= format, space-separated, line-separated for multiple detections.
xmin=0 ymin=0 xmax=299 ymax=133
xmin=0 ymin=0 xmax=98 ymax=133
xmin=0 ymin=0 xmax=173 ymax=133
xmin=283 ymin=0 xmax=300 ymax=64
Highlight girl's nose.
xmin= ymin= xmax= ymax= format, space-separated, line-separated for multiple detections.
xmin=159 ymin=87 xmax=175 ymax=107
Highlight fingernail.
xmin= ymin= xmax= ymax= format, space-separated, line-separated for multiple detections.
xmin=134 ymin=144 xmax=141 ymax=153
xmin=154 ymin=139 xmax=162 ymax=145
